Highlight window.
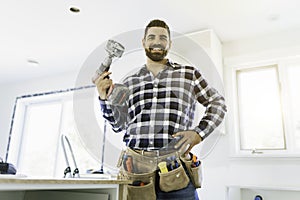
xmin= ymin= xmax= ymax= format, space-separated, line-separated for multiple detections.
xmin=286 ymin=65 xmax=300 ymax=149
xmin=18 ymin=102 xmax=63 ymax=177
xmin=7 ymin=86 xmax=124 ymax=177
xmin=237 ymin=65 xmax=286 ymax=150
xmin=233 ymin=61 xmax=300 ymax=155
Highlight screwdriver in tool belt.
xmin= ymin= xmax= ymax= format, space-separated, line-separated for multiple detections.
xmin=191 ymin=155 xmax=201 ymax=167
xmin=126 ymin=156 xmax=134 ymax=173
xmin=158 ymin=162 xmax=168 ymax=173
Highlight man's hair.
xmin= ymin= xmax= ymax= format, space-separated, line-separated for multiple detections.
xmin=144 ymin=19 xmax=170 ymax=38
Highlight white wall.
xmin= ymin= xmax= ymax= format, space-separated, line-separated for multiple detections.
xmin=223 ymin=27 xmax=300 ymax=199
xmin=223 ymin=27 xmax=300 ymax=60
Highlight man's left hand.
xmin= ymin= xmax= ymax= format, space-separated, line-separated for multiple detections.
xmin=173 ymin=130 xmax=202 ymax=156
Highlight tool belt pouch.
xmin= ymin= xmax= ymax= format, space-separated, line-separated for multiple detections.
xmin=123 ymin=171 xmax=156 ymax=200
xmin=180 ymin=154 xmax=202 ymax=188
xmin=117 ymin=150 xmax=156 ymax=200
xmin=158 ymin=159 xmax=189 ymax=192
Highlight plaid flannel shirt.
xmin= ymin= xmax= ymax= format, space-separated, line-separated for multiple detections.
xmin=99 ymin=60 xmax=226 ymax=150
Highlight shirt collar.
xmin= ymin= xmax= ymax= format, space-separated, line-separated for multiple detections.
xmin=140 ymin=59 xmax=176 ymax=75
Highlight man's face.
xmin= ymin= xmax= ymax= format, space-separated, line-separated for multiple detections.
xmin=143 ymin=27 xmax=171 ymax=62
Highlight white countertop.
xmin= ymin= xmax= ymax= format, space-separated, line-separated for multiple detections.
xmin=0 ymin=175 xmax=131 ymax=191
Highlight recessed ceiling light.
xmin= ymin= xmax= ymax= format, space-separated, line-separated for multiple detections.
xmin=69 ymin=6 xmax=80 ymax=13
xmin=267 ymin=14 xmax=280 ymax=22
xmin=27 ymin=59 xmax=40 ymax=67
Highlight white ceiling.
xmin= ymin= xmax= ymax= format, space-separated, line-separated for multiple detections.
xmin=1 ymin=0 xmax=300 ymax=84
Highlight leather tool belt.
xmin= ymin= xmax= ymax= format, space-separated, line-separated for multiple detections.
xmin=117 ymin=147 xmax=202 ymax=200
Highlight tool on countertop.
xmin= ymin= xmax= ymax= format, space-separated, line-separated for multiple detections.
xmin=61 ymin=134 xmax=79 ymax=178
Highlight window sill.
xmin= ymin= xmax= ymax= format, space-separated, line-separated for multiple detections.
xmin=230 ymin=152 xmax=300 ymax=161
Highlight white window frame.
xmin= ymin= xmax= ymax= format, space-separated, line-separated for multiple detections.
xmin=6 ymin=86 xmax=110 ymax=177
xmin=236 ymin=64 xmax=287 ymax=151
xmin=226 ymin=57 xmax=300 ymax=157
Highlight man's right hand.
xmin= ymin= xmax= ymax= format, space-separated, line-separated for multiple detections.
xmin=94 ymin=71 xmax=114 ymax=100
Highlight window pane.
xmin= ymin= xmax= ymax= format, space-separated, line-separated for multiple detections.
xmin=237 ymin=66 xmax=286 ymax=150
xmin=18 ymin=102 xmax=62 ymax=177
xmin=55 ymin=100 xmax=100 ymax=177
xmin=286 ymin=65 xmax=300 ymax=149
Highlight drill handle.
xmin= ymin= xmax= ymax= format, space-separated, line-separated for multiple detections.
xmin=92 ymin=56 xmax=113 ymax=83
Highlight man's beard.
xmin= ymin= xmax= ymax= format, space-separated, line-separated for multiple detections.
xmin=145 ymin=45 xmax=168 ymax=62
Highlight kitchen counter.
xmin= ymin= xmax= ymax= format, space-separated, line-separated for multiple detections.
xmin=0 ymin=175 xmax=131 ymax=200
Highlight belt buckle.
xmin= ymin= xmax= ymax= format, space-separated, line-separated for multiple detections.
xmin=155 ymin=150 xmax=160 ymax=156
xmin=151 ymin=149 xmax=160 ymax=157
xmin=141 ymin=149 xmax=160 ymax=156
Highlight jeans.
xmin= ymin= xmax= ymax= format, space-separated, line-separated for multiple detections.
xmin=155 ymin=180 xmax=199 ymax=200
